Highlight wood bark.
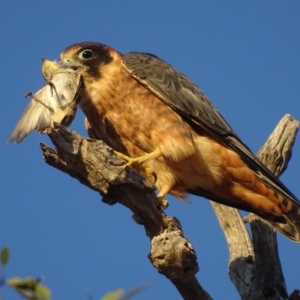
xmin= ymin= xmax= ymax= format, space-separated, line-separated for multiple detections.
xmin=40 ymin=115 xmax=299 ymax=300
xmin=212 ymin=114 xmax=299 ymax=300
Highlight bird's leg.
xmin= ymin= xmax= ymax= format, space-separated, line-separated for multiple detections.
xmin=114 ymin=149 xmax=162 ymax=166
xmin=47 ymin=81 xmax=65 ymax=110
xmin=114 ymin=149 xmax=160 ymax=186
xmin=47 ymin=81 xmax=59 ymax=99
xmin=143 ymin=168 xmax=157 ymax=183
xmin=156 ymin=185 xmax=171 ymax=209
xmin=26 ymin=91 xmax=54 ymax=113
xmin=114 ymin=149 xmax=170 ymax=208
xmin=24 ymin=91 xmax=33 ymax=98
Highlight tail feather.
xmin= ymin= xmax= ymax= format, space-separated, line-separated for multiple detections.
xmin=189 ymin=186 xmax=300 ymax=243
xmin=270 ymin=203 xmax=300 ymax=242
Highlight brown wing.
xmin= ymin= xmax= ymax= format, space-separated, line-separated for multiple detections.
xmin=122 ymin=52 xmax=299 ymax=204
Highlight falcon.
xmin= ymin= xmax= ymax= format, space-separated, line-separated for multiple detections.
xmin=9 ymin=58 xmax=83 ymax=144
xmin=60 ymin=41 xmax=300 ymax=242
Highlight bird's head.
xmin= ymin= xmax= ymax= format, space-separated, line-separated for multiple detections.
xmin=41 ymin=57 xmax=60 ymax=81
xmin=60 ymin=42 xmax=120 ymax=80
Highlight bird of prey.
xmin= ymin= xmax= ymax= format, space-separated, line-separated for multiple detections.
xmin=9 ymin=58 xmax=83 ymax=144
xmin=59 ymin=41 xmax=300 ymax=242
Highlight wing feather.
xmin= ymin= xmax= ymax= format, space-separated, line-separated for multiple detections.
xmin=8 ymin=89 xmax=51 ymax=144
xmin=122 ymin=52 xmax=299 ymax=204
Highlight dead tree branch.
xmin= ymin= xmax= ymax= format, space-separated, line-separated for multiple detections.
xmin=211 ymin=114 xmax=299 ymax=300
xmin=40 ymin=124 xmax=211 ymax=300
xmin=40 ymin=114 xmax=299 ymax=300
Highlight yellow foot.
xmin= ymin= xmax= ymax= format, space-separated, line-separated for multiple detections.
xmin=114 ymin=150 xmax=169 ymax=208
xmin=142 ymin=167 xmax=157 ymax=183
xmin=144 ymin=167 xmax=153 ymax=177
xmin=157 ymin=196 xmax=169 ymax=209
xmin=157 ymin=185 xmax=171 ymax=209
xmin=114 ymin=149 xmax=161 ymax=167
xmin=114 ymin=150 xmax=161 ymax=182
xmin=114 ymin=151 xmax=132 ymax=165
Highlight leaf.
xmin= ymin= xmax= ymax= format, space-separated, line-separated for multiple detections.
xmin=0 ymin=247 xmax=9 ymax=266
xmin=101 ymin=289 xmax=124 ymax=300
xmin=7 ymin=276 xmax=51 ymax=300
xmin=119 ymin=285 xmax=147 ymax=300
xmin=101 ymin=285 xmax=147 ymax=300
xmin=33 ymin=283 xmax=51 ymax=300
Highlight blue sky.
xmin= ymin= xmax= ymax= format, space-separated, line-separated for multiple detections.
xmin=1 ymin=1 xmax=300 ymax=299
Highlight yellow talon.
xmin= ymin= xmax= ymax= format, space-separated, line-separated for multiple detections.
xmin=114 ymin=151 xmax=133 ymax=165
xmin=142 ymin=167 xmax=157 ymax=182
xmin=114 ymin=151 xmax=157 ymax=183
xmin=114 ymin=149 xmax=162 ymax=166
xmin=114 ymin=149 xmax=168 ymax=208
xmin=157 ymin=185 xmax=171 ymax=209
xmin=157 ymin=196 xmax=169 ymax=209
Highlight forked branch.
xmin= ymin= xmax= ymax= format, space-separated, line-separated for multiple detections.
xmin=41 ymin=114 xmax=299 ymax=300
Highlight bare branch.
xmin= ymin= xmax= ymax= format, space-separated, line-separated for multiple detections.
xmin=210 ymin=202 xmax=254 ymax=297
xmin=257 ymin=114 xmax=299 ymax=177
xmin=40 ymin=114 xmax=299 ymax=300
xmin=41 ymin=124 xmax=212 ymax=300
xmin=211 ymin=114 xmax=299 ymax=299
xmin=246 ymin=114 xmax=299 ymax=300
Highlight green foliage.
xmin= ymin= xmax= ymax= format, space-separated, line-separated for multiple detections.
xmin=0 ymin=245 xmax=147 ymax=300
xmin=101 ymin=289 xmax=124 ymax=300
xmin=0 ymin=246 xmax=52 ymax=300
xmin=7 ymin=277 xmax=51 ymax=300
xmin=0 ymin=247 xmax=9 ymax=266
xmin=101 ymin=285 xmax=147 ymax=300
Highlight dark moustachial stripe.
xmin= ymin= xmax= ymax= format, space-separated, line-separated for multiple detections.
xmin=65 ymin=42 xmax=113 ymax=79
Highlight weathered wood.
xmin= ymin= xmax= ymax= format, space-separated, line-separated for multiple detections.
xmin=211 ymin=114 xmax=299 ymax=300
xmin=247 ymin=114 xmax=299 ymax=300
xmin=41 ymin=123 xmax=211 ymax=300
xmin=40 ymin=114 xmax=299 ymax=300
xmin=210 ymin=202 xmax=254 ymax=298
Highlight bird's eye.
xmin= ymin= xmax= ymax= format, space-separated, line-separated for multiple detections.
xmin=78 ymin=49 xmax=94 ymax=60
